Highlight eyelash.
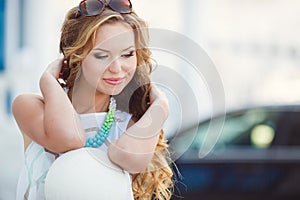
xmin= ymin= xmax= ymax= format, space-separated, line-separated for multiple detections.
xmin=94 ymin=51 xmax=135 ymax=60
xmin=95 ymin=55 xmax=108 ymax=59
xmin=122 ymin=50 xmax=135 ymax=58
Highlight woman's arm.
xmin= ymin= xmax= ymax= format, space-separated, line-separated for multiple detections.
xmin=12 ymin=59 xmax=85 ymax=153
xmin=108 ymin=86 xmax=169 ymax=174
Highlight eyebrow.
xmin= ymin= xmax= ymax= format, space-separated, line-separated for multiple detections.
xmin=93 ymin=45 xmax=135 ymax=52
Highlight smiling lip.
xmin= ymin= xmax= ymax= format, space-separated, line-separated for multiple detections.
xmin=103 ymin=77 xmax=124 ymax=86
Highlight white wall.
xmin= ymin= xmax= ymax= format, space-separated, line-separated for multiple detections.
xmin=193 ymin=0 xmax=300 ymax=107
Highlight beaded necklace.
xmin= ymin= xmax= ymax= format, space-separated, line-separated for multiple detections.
xmin=84 ymin=96 xmax=116 ymax=148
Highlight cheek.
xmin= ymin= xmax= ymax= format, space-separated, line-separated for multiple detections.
xmin=82 ymin=58 xmax=105 ymax=85
xmin=125 ymin=57 xmax=137 ymax=78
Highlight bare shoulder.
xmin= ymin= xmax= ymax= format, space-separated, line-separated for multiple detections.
xmin=12 ymin=93 xmax=44 ymax=111
xmin=12 ymin=93 xmax=46 ymax=148
xmin=12 ymin=93 xmax=45 ymax=130
xmin=13 ymin=93 xmax=43 ymax=102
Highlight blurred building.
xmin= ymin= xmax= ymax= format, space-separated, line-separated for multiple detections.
xmin=190 ymin=0 xmax=300 ymax=107
xmin=1 ymin=0 xmax=300 ymax=199
xmin=0 ymin=0 xmax=76 ymax=199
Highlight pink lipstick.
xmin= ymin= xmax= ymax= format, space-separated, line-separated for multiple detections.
xmin=103 ymin=77 xmax=124 ymax=86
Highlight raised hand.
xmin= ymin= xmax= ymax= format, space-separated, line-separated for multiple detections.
xmin=149 ymin=84 xmax=170 ymax=118
xmin=44 ymin=58 xmax=64 ymax=79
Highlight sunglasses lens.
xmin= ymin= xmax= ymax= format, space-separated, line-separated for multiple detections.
xmin=108 ymin=0 xmax=132 ymax=13
xmin=79 ymin=0 xmax=105 ymax=16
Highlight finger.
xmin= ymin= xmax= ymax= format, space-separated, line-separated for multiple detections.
xmin=149 ymin=84 xmax=165 ymax=104
xmin=149 ymin=85 xmax=157 ymax=103
xmin=47 ymin=58 xmax=64 ymax=78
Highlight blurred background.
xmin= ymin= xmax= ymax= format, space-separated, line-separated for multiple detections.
xmin=1 ymin=0 xmax=300 ymax=199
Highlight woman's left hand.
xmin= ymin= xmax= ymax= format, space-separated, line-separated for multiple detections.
xmin=149 ymin=85 xmax=170 ymax=117
xmin=45 ymin=58 xmax=64 ymax=79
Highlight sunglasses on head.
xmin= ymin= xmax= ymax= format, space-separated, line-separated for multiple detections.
xmin=75 ymin=0 xmax=132 ymax=18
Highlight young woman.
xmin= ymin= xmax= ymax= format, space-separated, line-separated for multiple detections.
xmin=12 ymin=0 xmax=174 ymax=199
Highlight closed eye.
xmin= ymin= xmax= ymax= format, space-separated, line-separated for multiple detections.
xmin=122 ymin=50 xmax=135 ymax=58
xmin=94 ymin=54 xmax=108 ymax=59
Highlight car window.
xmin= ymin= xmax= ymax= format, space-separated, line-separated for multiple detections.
xmin=188 ymin=109 xmax=279 ymax=150
xmin=172 ymin=107 xmax=300 ymax=157
xmin=214 ymin=109 xmax=278 ymax=148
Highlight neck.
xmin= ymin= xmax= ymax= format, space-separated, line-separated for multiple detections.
xmin=69 ymin=76 xmax=111 ymax=114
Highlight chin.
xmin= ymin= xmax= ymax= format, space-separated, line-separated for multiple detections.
xmin=100 ymin=87 xmax=124 ymax=96
xmin=110 ymin=90 xmax=123 ymax=96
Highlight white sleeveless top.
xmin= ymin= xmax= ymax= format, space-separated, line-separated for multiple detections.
xmin=16 ymin=110 xmax=133 ymax=200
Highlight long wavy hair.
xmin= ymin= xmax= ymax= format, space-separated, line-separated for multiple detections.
xmin=59 ymin=7 xmax=174 ymax=200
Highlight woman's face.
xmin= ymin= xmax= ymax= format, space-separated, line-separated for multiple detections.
xmin=80 ymin=21 xmax=137 ymax=96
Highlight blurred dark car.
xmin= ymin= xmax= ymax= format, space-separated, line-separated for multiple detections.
xmin=170 ymin=104 xmax=300 ymax=200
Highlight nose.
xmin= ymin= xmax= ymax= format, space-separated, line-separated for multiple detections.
xmin=108 ymin=57 xmax=122 ymax=74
